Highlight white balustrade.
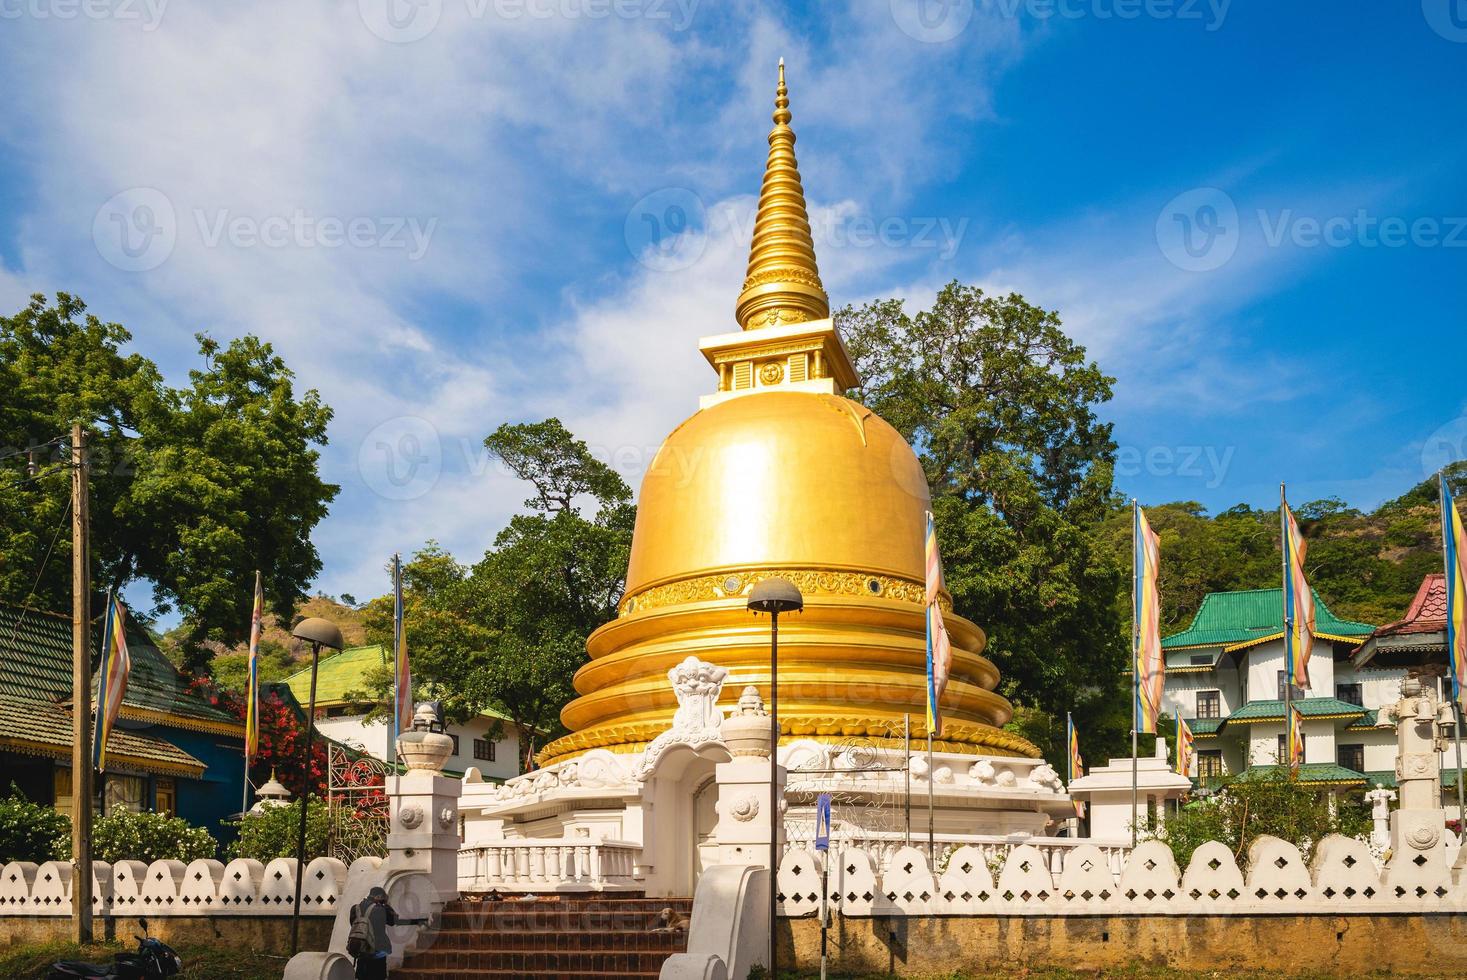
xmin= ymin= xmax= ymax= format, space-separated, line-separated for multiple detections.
xmin=456 ymin=838 xmax=641 ymax=892
xmin=784 ymin=831 xmax=1131 ymax=881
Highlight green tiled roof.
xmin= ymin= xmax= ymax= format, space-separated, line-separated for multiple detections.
xmin=0 ymin=603 xmax=240 ymax=732
xmin=1364 ymin=770 xmax=1461 ymax=790
xmin=0 ymin=695 xmax=205 ymax=777
xmin=1162 ymin=588 xmax=1374 ymax=650
xmin=1243 ymin=763 xmax=1367 ymax=785
xmin=284 ymin=644 xmax=390 ymax=706
xmin=1186 ymin=717 xmax=1223 ymax=736
xmin=1346 ymin=709 xmax=1384 ymax=730
xmin=1227 ymin=698 xmax=1368 ymax=723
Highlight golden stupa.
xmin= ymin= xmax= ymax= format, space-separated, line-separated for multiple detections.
xmin=540 ymin=63 xmax=1038 ymax=767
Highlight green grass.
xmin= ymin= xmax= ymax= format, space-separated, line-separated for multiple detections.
xmin=776 ymin=970 xmax=1460 ymax=979
xmin=0 ymin=939 xmax=288 ymax=980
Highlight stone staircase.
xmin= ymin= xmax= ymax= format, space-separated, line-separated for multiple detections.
xmin=394 ymin=892 xmax=693 ymax=979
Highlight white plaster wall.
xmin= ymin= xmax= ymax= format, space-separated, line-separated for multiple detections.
xmin=1335 ymin=665 xmax=1405 ymax=710
xmin=311 ymin=712 xmax=521 ymax=781
xmin=1244 ymin=639 xmax=1336 ymax=701
xmin=1244 ymin=719 xmax=1336 ymax=768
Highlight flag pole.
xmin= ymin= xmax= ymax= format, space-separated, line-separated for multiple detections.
xmin=1130 ymin=499 xmax=1139 ymax=847
xmin=1281 ymin=483 xmax=1294 ymax=773
xmin=392 ymin=553 xmax=402 ymax=768
xmin=1438 ymin=473 xmax=1466 ymax=828
xmin=904 ymin=712 xmax=911 ymax=848
xmin=926 ymin=725 xmax=935 ymax=864
xmin=243 ymin=569 xmax=261 ymax=816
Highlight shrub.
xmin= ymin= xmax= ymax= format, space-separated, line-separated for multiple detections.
xmin=229 ymin=799 xmax=329 ymax=862
xmin=1150 ymin=768 xmax=1372 ymax=867
xmin=64 ymin=810 xmax=219 ymax=864
xmin=0 ymin=787 xmax=69 ymax=863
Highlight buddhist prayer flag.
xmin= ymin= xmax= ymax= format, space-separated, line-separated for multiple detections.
xmin=924 ymin=512 xmax=952 ymax=738
xmin=1280 ymin=491 xmax=1316 ymax=690
xmin=93 ymin=592 xmax=132 ymax=772
xmin=1176 ymin=717 xmax=1194 ymax=778
xmin=1067 ymin=712 xmax=1085 ymax=819
xmin=1133 ymin=503 xmax=1164 ymax=734
xmin=392 ymin=554 xmax=413 ymax=746
xmin=1441 ymin=475 xmax=1467 ymax=705
xmin=1287 ymin=703 xmax=1305 ymax=773
xmin=244 ymin=570 xmax=263 ymax=762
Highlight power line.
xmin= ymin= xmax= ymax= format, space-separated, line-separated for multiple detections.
xmin=0 ymin=435 xmax=68 ymax=464
xmin=0 ymin=493 xmax=74 ymax=651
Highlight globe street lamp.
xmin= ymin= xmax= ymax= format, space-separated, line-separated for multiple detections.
xmin=288 ymin=616 xmax=344 ymax=956
xmin=747 ymin=577 xmax=802 ymax=979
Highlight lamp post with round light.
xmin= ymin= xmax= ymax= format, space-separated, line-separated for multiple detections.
xmin=288 ymin=616 xmax=344 ymax=956
xmin=747 ymin=578 xmax=802 ymax=979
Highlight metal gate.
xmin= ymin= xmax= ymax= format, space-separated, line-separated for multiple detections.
xmin=326 ymin=746 xmax=390 ymax=864
xmin=783 ymin=719 xmax=912 ymax=867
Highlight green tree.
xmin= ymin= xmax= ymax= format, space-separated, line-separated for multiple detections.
xmin=229 ymin=799 xmax=329 ymax=861
xmin=0 ymin=294 xmax=337 ymax=672
xmin=838 ymin=282 xmax=1130 ymax=760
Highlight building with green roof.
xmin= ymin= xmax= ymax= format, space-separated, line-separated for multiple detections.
xmin=0 ymin=602 xmax=247 ymax=835
xmin=1159 ymin=587 xmax=1395 ymax=788
xmin=282 ymin=645 xmax=523 ymax=782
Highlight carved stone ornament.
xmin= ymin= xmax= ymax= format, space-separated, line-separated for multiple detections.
xmin=438 ymin=807 xmax=455 ymax=830
xmin=398 ymin=805 xmax=424 ymax=830
xmin=637 ymin=657 xmax=730 ymax=777
xmin=730 ymin=794 xmax=760 ymax=822
xmin=720 ymin=685 xmax=772 ymax=758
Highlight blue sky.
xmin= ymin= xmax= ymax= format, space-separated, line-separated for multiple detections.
xmin=0 ymin=1 xmax=1464 ymax=608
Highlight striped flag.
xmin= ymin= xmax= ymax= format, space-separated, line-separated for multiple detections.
xmin=244 ymin=570 xmax=263 ymax=762
xmin=1067 ymin=712 xmax=1085 ymax=819
xmin=1281 ymin=491 xmax=1316 ymax=690
xmin=924 ymin=511 xmax=952 ymax=739
xmin=1133 ymin=504 xmax=1164 ymax=734
xmin=1287 ymin=703 xmax=1305 ymax=773
xmin=1441 ymin=475 xmax=1467 ymax=705
xmin=1176 ymin=717 xmax=1194 ymax=778
xmin=392 ymin=555 xmax=413 ymax=746
xmin=93 ymin=592 xmax=132 ymax=772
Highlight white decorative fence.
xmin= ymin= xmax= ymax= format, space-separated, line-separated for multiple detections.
xmin=785 ymin=832 xmax=1132 ymax=878
xmin=774 ymin=836 xmax=1467 ymax=918
xmin=457 ymin=839 xmax=641 ymax=892
xmin=0 ymin=856 xmax=368 ymax=917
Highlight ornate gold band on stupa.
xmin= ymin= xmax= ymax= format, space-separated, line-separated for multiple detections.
xmin=619 ymin=567 xmax=954 ymax=617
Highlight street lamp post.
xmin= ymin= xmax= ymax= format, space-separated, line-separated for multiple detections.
xmin=288 ymin=616 xmax=344 ymax=956
xmin=747 ymin=578 xmax=803 ymax=980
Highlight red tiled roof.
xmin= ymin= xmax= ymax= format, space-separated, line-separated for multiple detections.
xmin=1371 ymin=573 xmax=1447 ymax=638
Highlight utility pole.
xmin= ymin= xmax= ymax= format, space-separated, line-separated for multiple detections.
xmin=70 ymin=424 xmax=94 ymax=944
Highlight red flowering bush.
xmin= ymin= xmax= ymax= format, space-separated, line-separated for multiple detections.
xmin=188 ymin=678 xmax=328 ymax=799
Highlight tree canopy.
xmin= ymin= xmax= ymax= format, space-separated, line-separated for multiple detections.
xmin=839 ymin=281 xmax=1130 ymax=763
xmin=0 ymin=294 xmax=338 ymax=671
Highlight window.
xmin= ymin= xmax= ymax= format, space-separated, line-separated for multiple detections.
xmin=154 ymin=777 xmax=176 ymax=817
xmin=1337 ymin=744 xmax=1365 ymax=773
xmin=1336 ymin=683 xmax=1364 ymax=706
xmin=54 ymin=767 xmax=73 ymax=819
xmin=104 ymin=775 xmax=145 ymax=815
xmin=1277 ymin=671 xmax=1305 ymax=702
xmin=1277 ymin=734 xmax=1305 ymax=765
xmin=1197 ymin=751 xmax=1223 ymax=782
xmin=447 ymin=734 xmax=460 ymax=755
xmin=1196 ymin=691 xmax=1221 ymax=720
xmin=1189 ymin=654 xmax=1213 ymax=667
xmin=473 ymin=738 xmax=497 ymax=762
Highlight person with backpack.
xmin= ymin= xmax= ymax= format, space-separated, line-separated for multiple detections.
xmin=347 ymin=886 xmax=398 ymax=980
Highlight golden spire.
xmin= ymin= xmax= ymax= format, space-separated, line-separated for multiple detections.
xmin=734 ymin=59 xmax=830 ymax=332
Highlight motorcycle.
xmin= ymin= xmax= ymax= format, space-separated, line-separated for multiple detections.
xmin=47 ymin=919 xmax=182 ymax=979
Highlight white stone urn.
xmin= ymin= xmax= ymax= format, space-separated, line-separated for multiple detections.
xmin=720 ymin=685 xmax=772 ymax=758
xmin=397 ymin=701 xmax=455 ymax=772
